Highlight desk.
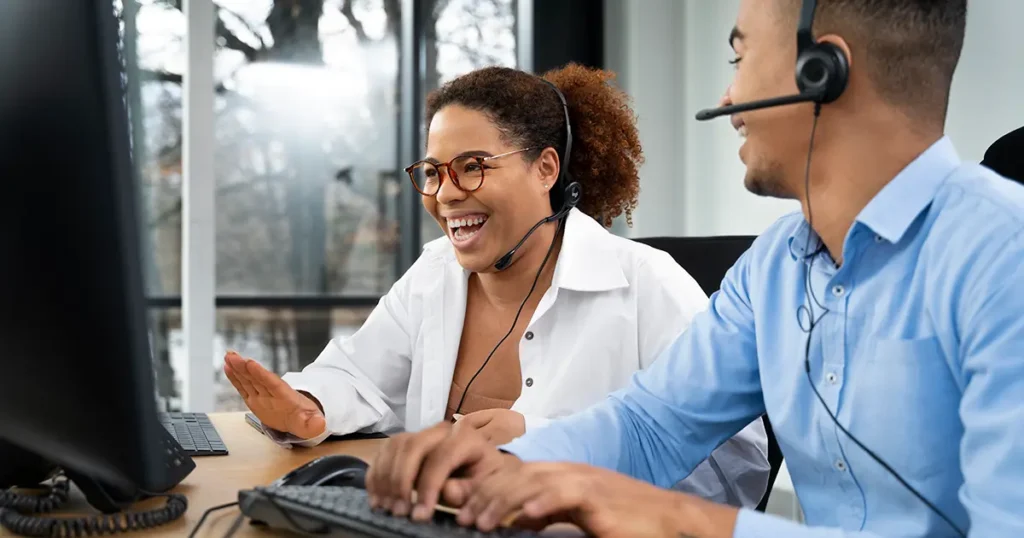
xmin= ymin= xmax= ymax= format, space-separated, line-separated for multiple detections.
xmin=1 ymin=413 xmax=581 ymax=537
xmin=0 ymin=412 xmax=379 ymax=537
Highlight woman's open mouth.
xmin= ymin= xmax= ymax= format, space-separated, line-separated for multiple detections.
xmin=446 ymin=214 xmax=489 ymax=247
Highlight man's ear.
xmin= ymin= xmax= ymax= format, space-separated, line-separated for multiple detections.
xmin=816 ymin=33 xmax=853 ymax=73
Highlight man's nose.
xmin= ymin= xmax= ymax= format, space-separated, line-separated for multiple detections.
xmin=718 ymin=85 xmax=733 ymax=107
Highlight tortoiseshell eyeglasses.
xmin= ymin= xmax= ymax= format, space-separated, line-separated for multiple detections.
xmin=404 ymin=147 xmax=535 ymax=196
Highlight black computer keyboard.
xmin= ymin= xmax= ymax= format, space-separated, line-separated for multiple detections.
xmin=158 ymin=412 xmax=228 ymax=456
xmin=239 ymin=486 xmax=539 ymax=538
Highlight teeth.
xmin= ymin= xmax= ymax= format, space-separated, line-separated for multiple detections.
xmin=447 ymin=215 xmax=487 ymax=229
xmin=453 ymin=226 xmax=481 ymax=241
xmin=737 ymin=125 xmax=748 ymax=138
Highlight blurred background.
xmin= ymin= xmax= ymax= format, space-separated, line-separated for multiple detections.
xmin=109 ymin=0 xmax=1024 ymax=415
xmin=116 ymin=0 xmax=602 ymax=414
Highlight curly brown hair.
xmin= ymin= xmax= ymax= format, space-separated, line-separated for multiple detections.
xmin=425 ymin=63 xmax=644 ymax=227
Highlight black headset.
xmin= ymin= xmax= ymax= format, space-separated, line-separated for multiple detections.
xmin=794 ymin=0 xmax=849 ymax=104
xmin=696 ymin=1 xmax=964 ymax=535
xmin=695 ymin=0 xmax=849 ymax=121
xmin=454 ymin=77 xmax=582 ymax=417
xmin=492 ymin=78 xmax=582 ymax=271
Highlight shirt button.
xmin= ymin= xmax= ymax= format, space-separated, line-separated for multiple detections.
xmin=525 ymin=378 xmax=534 ymax=387
xmin=825 ymin=372 xmax=838 ymax=384
xmin=524 ymin=331 xmax=534 ymax=340
xmin=832 ymin=284 xmax=845 ymax=297
xmin=834 ymin=459 xmax=847 ymax=472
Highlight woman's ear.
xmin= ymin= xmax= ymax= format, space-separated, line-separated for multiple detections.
xmin=535 ymin=147 xmax=561 ymax=194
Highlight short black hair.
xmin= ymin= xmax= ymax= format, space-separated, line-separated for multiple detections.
xmin=783 ymin=0 xmax=967 ymax=128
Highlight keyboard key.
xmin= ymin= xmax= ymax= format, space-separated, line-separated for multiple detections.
xmin=158 ymin=412 xmax=228 ymax=456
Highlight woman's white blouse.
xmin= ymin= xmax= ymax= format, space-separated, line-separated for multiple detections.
xmin=271 ymin=208 xmax=771 ymax=507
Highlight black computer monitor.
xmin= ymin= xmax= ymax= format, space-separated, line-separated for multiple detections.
xmin=0 ymin=0 xmax=192 ymax=515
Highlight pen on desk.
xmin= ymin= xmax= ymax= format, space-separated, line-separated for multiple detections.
xmin=410 ymin=491 xmax=519 ymax=527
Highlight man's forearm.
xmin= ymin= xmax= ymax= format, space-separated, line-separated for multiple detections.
xmin=670 ymin=493 xmax=739 ymax=538
xmin=499 ymin=399 xmax=627 ymax=469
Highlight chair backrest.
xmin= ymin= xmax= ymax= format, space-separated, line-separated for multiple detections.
xmin=632 ymin=235 xmax=783 ymax=513
xmin=632 ymin=236 xmax=754 ymax=296
xmin=981 ymin=126 xmax=1024 ymax=184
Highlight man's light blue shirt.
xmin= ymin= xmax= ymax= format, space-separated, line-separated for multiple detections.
xmin=501 ymin=136 xmax=1024 ymax=537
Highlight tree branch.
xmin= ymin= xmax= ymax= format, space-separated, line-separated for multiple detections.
xmin=147 ymin=176 xmax=280 ymax=228
xmin=157 ymin=0 xmax=265 ymax=62
xmin=139 ymin=69 xmax=232 ymax=93
xmin=216 ymin=7 xmax=264 ymax=61
xmin=339 ymin=0 xmax=370 ymax=43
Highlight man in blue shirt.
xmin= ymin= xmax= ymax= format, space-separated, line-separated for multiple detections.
xmin=365 ymin=0 xmax=1024 ymax=536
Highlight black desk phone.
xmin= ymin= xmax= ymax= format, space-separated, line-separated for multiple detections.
xmin=0 ymin=435 xmax=191 ymax=536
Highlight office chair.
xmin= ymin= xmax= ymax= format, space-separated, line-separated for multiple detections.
xmin=632 ymin=235 xmax=783 ymax=513
xmin=981 ymin=126 xmax=1024 ymax=184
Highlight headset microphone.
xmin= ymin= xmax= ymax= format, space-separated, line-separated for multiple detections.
xmin=694 ymin=0 xmax=848 ymax=122
xmin=695 ymin=91 xmax=824 ymax=121
xmin=492 ymin=78 xmax=581 ymax=272
xmin=493 ymin=182 xmax=581 ymax=271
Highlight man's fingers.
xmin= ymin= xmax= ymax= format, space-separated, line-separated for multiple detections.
xmin=460 ymin=471 xmax=537 ymax=531
xmin=461 ymin=465 xmax=583 ymax=532
xmin=367 ymin=437 xmax=402 ymax=509
xmin=386 ymin=425 xmax=452 ymax=517
xmin=519 ymin=466 xmax=587 ymax=520
xmin=521 ymin=489 xmax=579 ymax=520
xmin=366 ymin=424 xmax=452 ymax=513
xmin=441 ymin=478 xmax=473 ymax=507
xmin=414 ymin=432 xmax=496 ymax=518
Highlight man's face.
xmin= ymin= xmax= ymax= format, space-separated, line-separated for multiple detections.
xmin=726 ymin=0 xmax=818 ymax=199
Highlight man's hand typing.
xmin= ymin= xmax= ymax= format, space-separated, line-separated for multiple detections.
xmin=364 ymin=422 xmax=521 ymax=521
xmin=454 ymin=462 xmax=739 ymax=537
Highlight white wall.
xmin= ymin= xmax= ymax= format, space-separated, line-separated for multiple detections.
xmin=606 ymin=0 xmax=1024 ymax=238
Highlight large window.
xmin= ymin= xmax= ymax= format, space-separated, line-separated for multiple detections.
xmin=122 ymin=0 xmax=520 ymax=411
xmin=420 ymin=0 xmax=518 ymax=245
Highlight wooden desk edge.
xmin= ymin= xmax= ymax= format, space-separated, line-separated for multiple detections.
xmin=0 ymin=412 xmax=581 ymax=537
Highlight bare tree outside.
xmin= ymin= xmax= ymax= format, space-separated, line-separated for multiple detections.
xmin=118 ymin=0 xmax=516 ymax=411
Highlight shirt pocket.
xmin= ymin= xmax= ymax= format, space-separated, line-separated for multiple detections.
xmin=848 ymin=336 xmax=961 ymax=480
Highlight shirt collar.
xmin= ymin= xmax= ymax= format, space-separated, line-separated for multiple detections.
xmin=855 ymin=135 xmax=960 ymax=243
xmin=788 ymin=136 xmax=960 ymax=260
xmin=551 ymin=207 xmax=629 ymax=292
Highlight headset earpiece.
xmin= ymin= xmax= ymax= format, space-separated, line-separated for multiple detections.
xmin=796 ymin=42 xmax=849 ymax=104
xmin=795 ymin=0 xmax=849 ymax=105
xmin=563 ymin=181 xmax=582 ymax=208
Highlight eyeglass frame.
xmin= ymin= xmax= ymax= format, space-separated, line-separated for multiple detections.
xmin=404 ymin=147 xmax=537 ymax=196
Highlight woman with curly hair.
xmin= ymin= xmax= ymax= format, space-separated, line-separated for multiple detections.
xmin=225 ymin=64 xmax=770 ymax=507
